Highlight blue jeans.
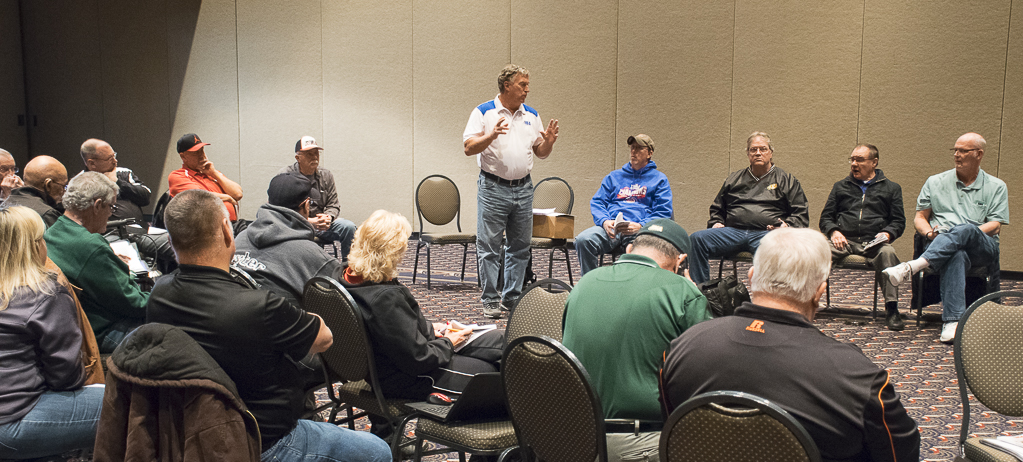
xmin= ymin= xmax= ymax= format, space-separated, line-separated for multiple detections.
xmin=575 ymin=225 xmax=636 ymax=276
xmin=0 ymin=387 xmax=105 ymax=459
xmin=689 ymin=227 xmax=769 ymax=283
xmin=261 ymin=419 xmax=391 ymax=462
xmin=920 ymin=224 xmax=999 ymax=321
xmin=316 ymin=218 xmax=356 ymax=260
xmin=476 ymin=173 xmax=533 ymax=305
xmin=98 ymin=319 xmax=144 ymax=354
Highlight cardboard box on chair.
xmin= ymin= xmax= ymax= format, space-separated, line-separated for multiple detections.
xmin=532 ymin=214 xmax=574 ymax=239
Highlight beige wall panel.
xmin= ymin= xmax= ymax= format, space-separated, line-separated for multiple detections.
xmin=413 ymin=0 xmax=510 ymax=234
xmin=99 ymin=1 xmax=172 ymax=195
xmin=20 ymin=1 xmax=104 ymax=166
xmin=858 ymin=0 xmax=1010 ymax=263
xmin=617 ymin=0 xmax=734 ymax=234
xmin=163 ymin=0 xmax=241 ymax=203
xmin=511 ymin=0 xmax=617 ymax=235
xmin=325 ymin=1 xmax=413 ymax=226
xmin=0 ymin=0 xmax=28 ymax=164
xmin=236 ymin=0 xmax=323 ymax=219
xmin=731 ymin=0 xmax=864 ymax=228
xmin=996 ymin=5 xmax=1023 ymax=267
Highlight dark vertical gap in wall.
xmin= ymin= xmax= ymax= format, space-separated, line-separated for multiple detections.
xmin=320 ymin=0 xmax=325 ymax=142
xmin=613 ymin=0 xmax=619 ymax=172
xmin=507 ymin=0 xmax=512 ymax=62
xmin=855 ymin=0 xmax=866 ymax=143
xmin=234 ymin=0 xmax=242 ymax=187
xmin=727 ymin=0 xmax=736 ymax=171
xmin=17 ymin=0 xmax=32 ymax=157
xmin=997 ymin=0 xmax=1013 ymax=176
xmin=96 ymin=0 xmax=107 ymax=140
xmin=411 ymin=1 xmax=416 ymax=217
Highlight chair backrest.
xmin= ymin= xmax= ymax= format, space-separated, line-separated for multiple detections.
xmin=503 ymin=335 xmax=607 ymax=462
xmin=954 ymin=290 xmax=1023 ymax=447
xmin=151 ymin=191 xmax=172 ymax=229
xmin=660 ymin=391 xmax=821 ymax=462
xmin=533 ymin=177 xmax=574 ymax=214
xmin=505 ymin=278 xmax=571 ymax=346
xmin=415 ymin=175 xmax=462 ymax=232
xmin=302 ymin=276 xmax=375 ymax=384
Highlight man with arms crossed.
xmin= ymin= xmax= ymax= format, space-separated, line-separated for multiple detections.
xmin=279 ymin=136 xmax=356 ymax=260
xmin=564 ymin=218 xmax=709 ymax=462
xmin=883 ymin=132 xmax=1008 ymax=344
xmin=147 ymin=189 xmax=389 ymax=462
xmin=663 ymin=228 xmax=920 ymax=461
xmin=464 ymin=64 xmax=559 ymax=319
xmin=819 ymin=144 xmax=906 ymax=330
xmin=574 ymin=134 xmax=674 ymax=276
xmin=688 ymin=131 xmax=809 ymax=283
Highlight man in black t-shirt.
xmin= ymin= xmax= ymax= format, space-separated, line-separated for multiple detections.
xmin=146 ymin=189 xmax=389 ymax=462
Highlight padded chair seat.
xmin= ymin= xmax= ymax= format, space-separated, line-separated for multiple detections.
xmin=336 ymin=380 xmax=413 ymax=417
xmin=420 ymin=233 xmax=475 ymax=245
xmin=731 ymin=251 xmax=754 ymax=261
xmin=835 ymin=254 xmax=872 ymax=268
xmin=417 ymin=419 xmax=518 ymax=450
xmin=964 ymin=437 xmax=1018 ymax=462
xmin=530 ymin=237 xmax=568 ymax=248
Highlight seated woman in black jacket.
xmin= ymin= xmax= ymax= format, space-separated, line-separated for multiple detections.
xmin=338 ymin=209 xmax=504 ymax=401
xmin=0 ymin=205 xmax=104 ymax=459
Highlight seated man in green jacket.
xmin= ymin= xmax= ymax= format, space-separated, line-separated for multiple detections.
xmin=45 ymin=171 xmax=149 ymax=353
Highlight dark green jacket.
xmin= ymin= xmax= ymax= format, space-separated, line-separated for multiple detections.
xmin=44 ymin=215 xmax=149 ymax=337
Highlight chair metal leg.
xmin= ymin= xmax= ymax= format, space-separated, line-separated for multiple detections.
xmin=563 ymin=248 xmax=573 ymax=285
xmin=413 ymin=241 xmax=424 ymax=284
xmin=872 ymin=273 xmax=880 ymax=319
xmin=460 ymin=243 xmax=468 ymax=282
xmin=426 ymin=245 xmax=432 ymax=290
xmin=825 ymin=276 xmax=832 ymax=308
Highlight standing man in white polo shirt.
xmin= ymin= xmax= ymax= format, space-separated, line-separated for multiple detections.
xmin=463 ymin=64 xmax=560 ymax=319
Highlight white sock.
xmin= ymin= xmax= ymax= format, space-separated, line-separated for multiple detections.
xmin=908 ymin=258 xmax=929 ymax=274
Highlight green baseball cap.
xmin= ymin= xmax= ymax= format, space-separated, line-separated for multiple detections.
xmin=636 ymin=218 xmax=690 ymax=254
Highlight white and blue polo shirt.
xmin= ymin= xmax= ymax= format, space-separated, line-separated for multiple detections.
xmin=462 ymin=95 xmax=544 ymax=181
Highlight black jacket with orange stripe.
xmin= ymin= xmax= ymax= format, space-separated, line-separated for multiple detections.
xmin=661 ymin=302 xmax=919 ymax=462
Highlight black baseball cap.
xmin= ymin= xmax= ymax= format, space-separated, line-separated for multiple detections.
xmin=267 ymin=172 xmax=312 ymax=210
xmin=177 ymin=133 xmax=210 ymax=153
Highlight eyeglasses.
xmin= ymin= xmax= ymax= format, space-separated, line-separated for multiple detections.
xmin=848 ymin=157 xmax=873 ymax=164
xmin=0 ymin=166 xmax=18 ymax=175
xmin=49 ymin=179 xmax=68 ymax=191
xmin=950 ymin=148 xmax=978 ymax=155
xmin=748 ymin=147 xmax=771 ymax=154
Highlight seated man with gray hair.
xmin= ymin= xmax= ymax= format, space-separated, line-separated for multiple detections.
xmin=661 ymin=228 xmax=919 ymax=461
xmin=45 ymin=171 xmax=150 ymax=353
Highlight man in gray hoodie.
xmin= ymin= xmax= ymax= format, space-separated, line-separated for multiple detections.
xmin=232 ymin=172 xmax=342 ymax=306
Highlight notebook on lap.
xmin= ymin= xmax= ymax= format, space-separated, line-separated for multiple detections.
xmin=406 ymin=372 xmax=508 ymax=423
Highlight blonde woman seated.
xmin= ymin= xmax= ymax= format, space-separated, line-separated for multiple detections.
xmin=339 ymin=210 xmax=504 ymax=402
xmin=0 ymin=205 xmax=104 ymax=459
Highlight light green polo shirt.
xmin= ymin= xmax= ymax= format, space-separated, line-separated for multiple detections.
xmin=562 ymin=253 xmax=711 ymax=421
xmin=917 ymin=169 xmax=1009 ymax=239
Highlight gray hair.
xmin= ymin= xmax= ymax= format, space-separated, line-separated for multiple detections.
xmin=497 ymin=64 xmax=529 ymax=93
xmin=631 ymin=234 xmax=680 ymax=261
xmin=751 ymin=228 xmax=831 ymax=304
xmin=164 ymin=189 xmax=229 ymax=256
xmin=80 ymin=138 xmax=103 ymax=163
xmin=746 ymin=131 xmax=773 ymax=152
xmin=62 ymin=171 xmax=117 ymax=212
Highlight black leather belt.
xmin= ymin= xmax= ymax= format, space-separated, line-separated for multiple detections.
xmin=604 ymin=420 xmax=663 ymax=434
xmin=481 ymin=171 xmax=530 ymax=187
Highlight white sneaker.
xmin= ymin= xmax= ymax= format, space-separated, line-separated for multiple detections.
xmin=939 ymin=321 xmax=958 ymax=344
xmin=882 ymin=262 xmax=913 ymax=287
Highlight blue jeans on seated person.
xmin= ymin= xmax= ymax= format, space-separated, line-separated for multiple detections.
xmin=920 ymin=224 xmax=999 ymax=322
xmin=689 ymin=227 xmax=769 ymax=283
xmin=575 ymin=226 xmax=637 ymax=276
xmin=316 ymin=218 xmax=356 ymax=260
xmin=98 ymin=318 xmax=145 ymax=354
xmin=0 ymin=387 xmax=105 ymax=459
xmin=261 ymin=419 xmax=391 ymax=462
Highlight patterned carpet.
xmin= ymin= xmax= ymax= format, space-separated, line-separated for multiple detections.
xmin=392 ymin=242 xmax=1023 ymax=462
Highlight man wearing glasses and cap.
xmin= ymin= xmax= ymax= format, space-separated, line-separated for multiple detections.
xmin=279 ymin=136 xmax=356 ymax=260
xmin=574 ymin=134 xmax=674 ymax=276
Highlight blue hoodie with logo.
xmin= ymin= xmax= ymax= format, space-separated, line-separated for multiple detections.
xmin=590 ymin=160 xmax=673 ymax=226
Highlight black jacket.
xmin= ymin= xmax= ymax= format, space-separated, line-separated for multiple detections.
xmin=708 ymin=166 xmax=809 ymax=229
xmin=819 ymin=169 xmax=905 ymax=243
xmin=662 ymin=303 xmax=920 ymax=462
xmin=6 ymin=186 xmax=62 ymax=228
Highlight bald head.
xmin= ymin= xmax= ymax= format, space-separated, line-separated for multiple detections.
xmin=23 ymin=156 xmax=68 ymax=202
xmin=0 ymin=149 xmax=12 ymax=162
xmin=81 ymin=138 xmax=118 ymax=173
xmin=956 ymin=132 xmax=986 ymax=151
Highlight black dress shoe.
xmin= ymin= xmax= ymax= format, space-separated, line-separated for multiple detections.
xmin=886 ymin=310 xmax=905 ymax=331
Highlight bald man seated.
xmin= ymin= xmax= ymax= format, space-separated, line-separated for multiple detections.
xmin=6 ymin=155 xmax=68 ymax=228
xmin=0 ymin=149 xmax=25 ymax=201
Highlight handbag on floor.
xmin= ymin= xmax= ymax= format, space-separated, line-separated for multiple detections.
xmin=697 ymin=274 xmax=750 ymax=317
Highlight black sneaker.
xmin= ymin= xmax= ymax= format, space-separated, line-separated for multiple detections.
xmin=885 ymin=310 xmax=905 ymax=331
xmin=483 ymin=302 xmax=504 ymax=319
